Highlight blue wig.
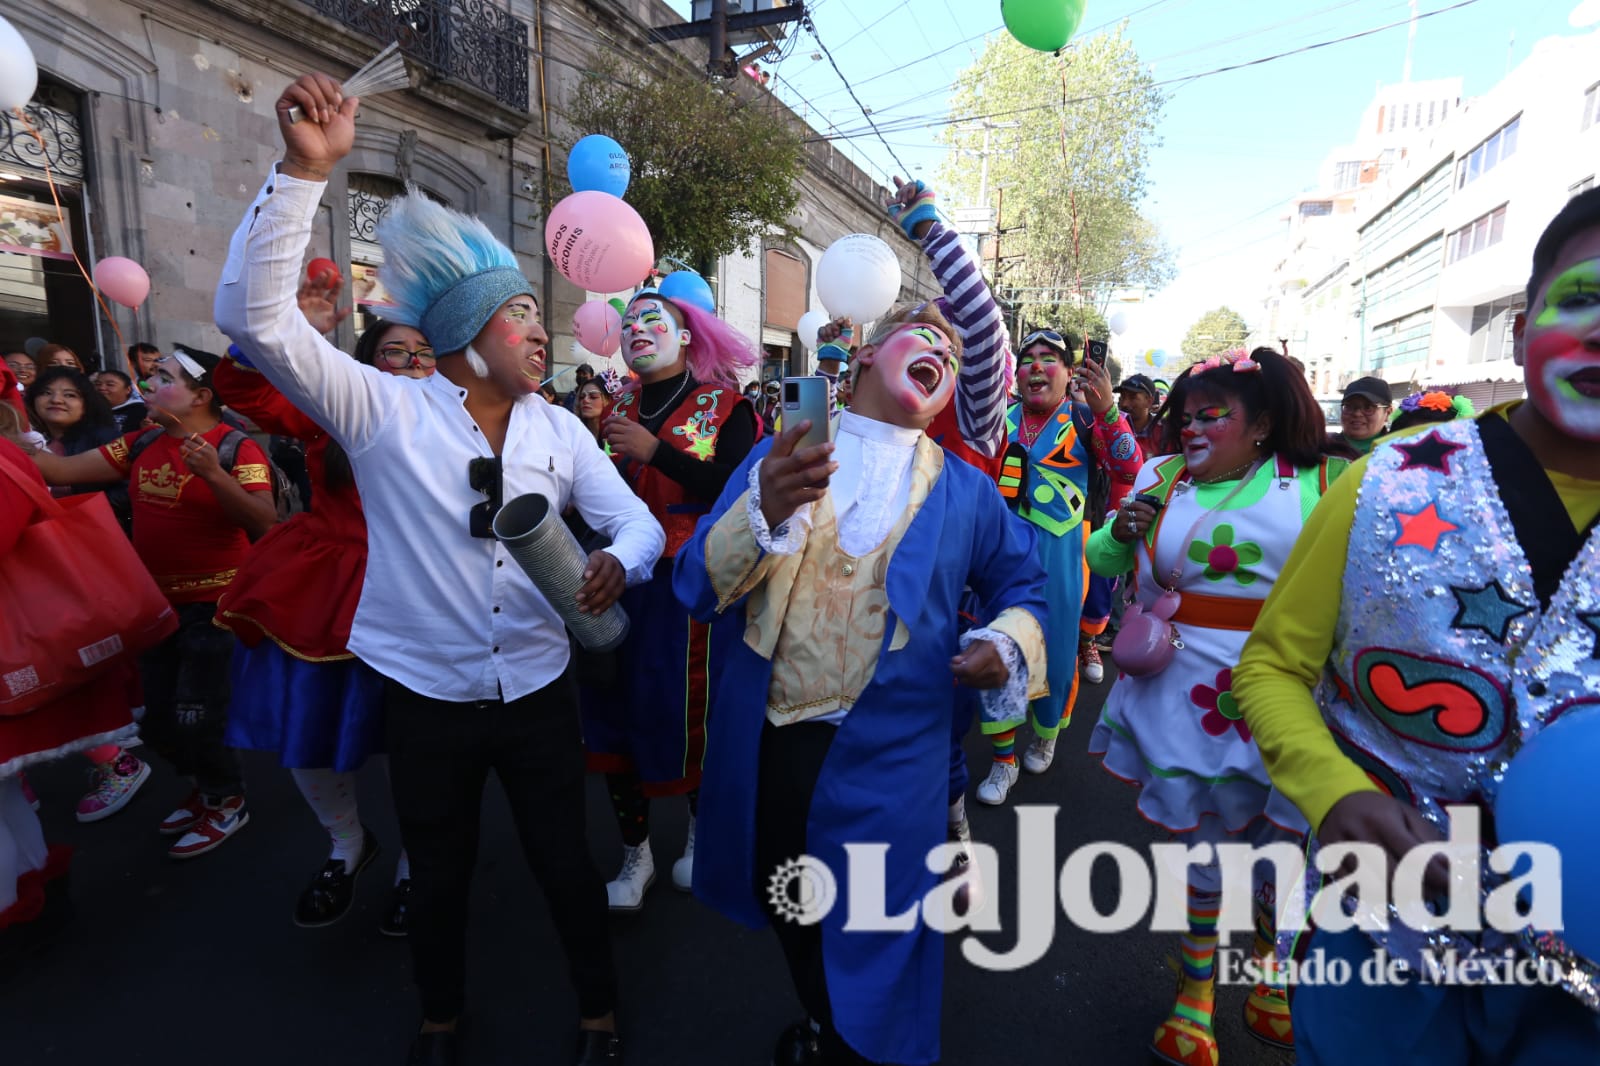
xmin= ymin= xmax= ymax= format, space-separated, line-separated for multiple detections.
xmin=375 ymin=188 xmax=532 ymax=355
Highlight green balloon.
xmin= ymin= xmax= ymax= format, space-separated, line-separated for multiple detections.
xmin=608 ymin=297 xmax=627 ymax=314
xmin=1001 ymin=0 xmax=1087 ymax=53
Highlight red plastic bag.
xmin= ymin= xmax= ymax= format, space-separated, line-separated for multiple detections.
xmin=0 ymin=461 xmax=176 ymax=714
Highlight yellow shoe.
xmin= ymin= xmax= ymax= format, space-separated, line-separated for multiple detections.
xmin=1150 ymin=1014 xmax=1220 ymax=1066
xmin=1243 ymin=981 xmax=1294 ymax=1049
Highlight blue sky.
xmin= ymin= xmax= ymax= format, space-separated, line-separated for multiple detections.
xmin=659 ymin=0 xmax=1585 ymax=351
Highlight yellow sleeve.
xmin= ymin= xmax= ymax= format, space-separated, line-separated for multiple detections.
xmin=700 ymin=489 xmax=786 ymax=611
xmin=1233 ymin=455 xmax=1379 ymax=832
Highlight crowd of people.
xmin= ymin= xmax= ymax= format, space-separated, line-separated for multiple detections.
xmin=2 ymin=69 xmax=1597 ymax=1066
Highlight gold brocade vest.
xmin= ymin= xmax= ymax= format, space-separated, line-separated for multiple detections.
xmin=762 ymin=450 xmax=934 ymax=726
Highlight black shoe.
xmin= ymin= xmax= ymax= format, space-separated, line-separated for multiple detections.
xmin=574 ymin=1028 xmax=621 ymax=1065
xmin=294 ymin=829 xmax=380 ymax=928
xmin=381 ymin=878 xmax=412 ymax=937
xmin=405 ymin=1030 xmax=458 ymax=1066
xmin=772 ymin=1021 xmax=822 ymax=1066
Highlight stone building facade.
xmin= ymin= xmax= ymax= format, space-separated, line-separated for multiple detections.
xmin=3 ymin=0 xmax=934 ymax=388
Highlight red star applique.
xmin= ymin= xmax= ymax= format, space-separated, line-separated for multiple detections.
xmin=1393 ymin=503 xmax=1459 ymax=552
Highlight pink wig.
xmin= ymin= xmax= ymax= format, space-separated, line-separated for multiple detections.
xmin=621 ymin=293 xmax=759 ymax=394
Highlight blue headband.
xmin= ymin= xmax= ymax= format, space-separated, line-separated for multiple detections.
xmin=419 ymin=266 xmax=534 ymax=356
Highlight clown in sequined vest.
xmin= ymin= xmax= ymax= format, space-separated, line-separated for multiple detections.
xmin=1317 ymin=416 xmax=1600 ymax=990
xmin=612 ymin=383 xmax=747 ymax=558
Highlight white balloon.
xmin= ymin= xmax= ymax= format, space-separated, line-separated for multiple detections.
xmin=1108 ymin=310 xmax=1129 ymax=336
xmin=796 ymin=309 xmax=829 ymax=351
xmin=816 ymin=233 xmax=901 ymax=323
xmin=0 ymin=16 xmax=37 ymax=112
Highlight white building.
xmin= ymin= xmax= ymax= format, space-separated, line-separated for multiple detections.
xmin=1267 ymin=29 xmax=1600 ymax=409
xmin=1260 ymin=78 xmax=1461 ymax=395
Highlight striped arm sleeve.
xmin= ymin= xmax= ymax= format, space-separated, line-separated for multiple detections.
xmin=921 ymin=221 xmax=1010 ymax=458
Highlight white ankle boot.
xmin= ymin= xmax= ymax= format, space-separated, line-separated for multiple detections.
xmin=606 ymin=840 xmax=655 ymax=911
xmin=1022 ymin=736 xmax=1056 ymax=774
xmin=975 ymin=760 xmax=1019 ymax=805
xmin=672 ymin=817 xmax=695 ymax=892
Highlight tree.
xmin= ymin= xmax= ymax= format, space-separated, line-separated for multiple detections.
xmin=1180 ymin=306 xmax=1252 ymax=368
xmin=569 ymin=59 xmax=805 ymax=268
xmin=938 ymin=28 xmax=1172 ymax=327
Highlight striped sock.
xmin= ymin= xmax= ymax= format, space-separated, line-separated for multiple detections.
xmin=1174 ymin=886 xmax=1220 ymax=1030
xmin=1252 ymin=895 xmax=1283 ymax=986
xmin=991 ymin=729 xmax=1017 ymax=766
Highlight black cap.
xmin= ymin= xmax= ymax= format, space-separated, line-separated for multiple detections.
xmin=1116 ymin=373 xmax=1158 ymax=399
xmin=1343 ymin=376 xmax=1393 ymax=405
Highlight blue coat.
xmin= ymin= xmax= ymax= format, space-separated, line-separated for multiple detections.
xmin=673 ymin=439 xmax=1047 ymax=1065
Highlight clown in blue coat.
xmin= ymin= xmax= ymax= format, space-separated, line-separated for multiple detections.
xmin=673 ymin=302 xmax=1048 ymax=1065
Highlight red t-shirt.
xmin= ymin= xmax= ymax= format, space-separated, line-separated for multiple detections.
xmin=99 ymin=424 xmax=272 ymax=603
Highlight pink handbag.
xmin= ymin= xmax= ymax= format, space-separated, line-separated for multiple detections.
xmin=1112 ymin=587 xmax=1182 ymax=678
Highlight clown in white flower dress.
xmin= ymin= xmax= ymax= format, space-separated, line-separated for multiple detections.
xmin=1087 ymin=426 xmax=1346 ymax=1066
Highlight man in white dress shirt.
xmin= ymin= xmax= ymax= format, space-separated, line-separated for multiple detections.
xmin=215 ymin=73 xmax=665 ymax=1066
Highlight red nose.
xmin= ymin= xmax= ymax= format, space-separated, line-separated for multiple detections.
xmin=1180 ymin=427 xmax=1198 ymax=442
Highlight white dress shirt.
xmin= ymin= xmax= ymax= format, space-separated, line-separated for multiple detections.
xmin=215 ymin=167 xmax=665 ymax=702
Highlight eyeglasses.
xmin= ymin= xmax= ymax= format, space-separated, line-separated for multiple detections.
xmin=378 ymin=344 xmax=436 ymax=369
xmin=468 ymin=456 xmax=503 ymax=539
xmin=1340 ymin=398 xmax=1386 ymax=413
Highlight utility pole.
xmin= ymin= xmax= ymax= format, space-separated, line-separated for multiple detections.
xmin=1401 ymin=0 xmax=1418 ymax=83
xmin=654 ymin=1 xmax=807 ymax=78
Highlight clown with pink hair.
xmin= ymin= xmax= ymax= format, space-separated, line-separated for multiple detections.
xmin=587 ymin=270 xmax=761 ymax=911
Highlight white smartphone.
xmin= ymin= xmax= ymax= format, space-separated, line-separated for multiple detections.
xmin=783 ymin=376 xmax=832 ymax=452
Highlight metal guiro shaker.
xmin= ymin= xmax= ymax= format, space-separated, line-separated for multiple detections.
xmin=492 ymin=494 xmax=630 ymax=652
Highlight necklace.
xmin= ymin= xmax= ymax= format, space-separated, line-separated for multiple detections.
xmin=1195 ymin=458 xmax=1260 ymax=485
xmin=1018 ymin=405 xmax=1054 ymax=447
xmin=639 ymin=373 xmax=692 ymax=421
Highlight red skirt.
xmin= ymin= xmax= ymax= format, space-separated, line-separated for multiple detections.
xmin=216 ymin=505 xmax=368 ymax=662
xmin=0 ymin=659 xmax=139 ymax=777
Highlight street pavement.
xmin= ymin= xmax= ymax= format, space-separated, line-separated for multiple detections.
xmin=5 ymin=670 xmax=1296 ymax=1066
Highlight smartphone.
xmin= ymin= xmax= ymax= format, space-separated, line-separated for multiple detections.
xmin=783 ymin=376 xmax=831 ymax=452
xmin=1133 ymin=492 xmax=1165 ymax=515
xmin=1085 ymin=338 xmax=1109 ymax=367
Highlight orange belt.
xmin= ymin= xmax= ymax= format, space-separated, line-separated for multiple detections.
xmin=1170 ymin=591 xmax=1263 ymax=632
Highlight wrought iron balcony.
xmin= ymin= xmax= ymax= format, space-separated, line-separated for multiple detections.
xmin=305 ymin=0 xmax=529 ymax=114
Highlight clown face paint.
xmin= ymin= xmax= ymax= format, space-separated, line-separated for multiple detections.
xmin=623 ymin=298 xmax=688 ymax=378
xmin=1180 ymin=399 xmax=1256 ymax=480
xmin=1017 ymin=343 xmax=1069 ymax=413
xmin=869 ymin=323 xmax=958 ymax=419
xmin=467 ymin=296 xmax=548 ymax=395
xmin=1525 ymin=257 xmax=1600 ymax=440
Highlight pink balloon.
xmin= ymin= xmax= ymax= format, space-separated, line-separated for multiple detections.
xmin=544 ymin=191 xmax=654 ymax=294
xmin=93 ymin=256 xmax=151 ymax=309
xmin=573 ymin=299 xmax=622 ymax=357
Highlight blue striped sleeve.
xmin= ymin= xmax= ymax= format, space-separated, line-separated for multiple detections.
xmin=920 ymin=221 xmax=1009 ymax=458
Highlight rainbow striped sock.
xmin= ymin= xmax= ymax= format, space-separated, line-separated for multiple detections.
xmin=1174 ymin=886 xmax=1220 ymax=1030
xmin=991 ymin=729 xmax=1018 ymax=766
xmin=1252 ymin=895 xmax=1283 ymax=986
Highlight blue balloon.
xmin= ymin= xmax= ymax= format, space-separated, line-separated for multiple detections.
xmin=658 ymin=269 xmax=715 ymax=315
xmin=568 ymin=134 xmax=630 ymax=197
xmin=1495 ymin=705 xmax=1600 ymax=962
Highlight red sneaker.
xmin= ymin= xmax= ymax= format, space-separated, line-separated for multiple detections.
xmin=168 ymin=795 xmax=249 ymax=859
xmin=158 ymin=789 xmax=207 ymax=836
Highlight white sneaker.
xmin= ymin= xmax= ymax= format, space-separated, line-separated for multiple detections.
xmin=606 ymin=840 xmax=655 ymax=911
xmin=1022 ymin=736 xmax=1057 ymax=774
xmin=975 ymin=761 xmax=1019 ymax=806
xmin=672 ymin=817 xmax=695 ymax=892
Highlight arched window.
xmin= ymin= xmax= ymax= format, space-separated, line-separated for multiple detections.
xmin=346 ymin=173 xmax=448 ymax=335
xmin=0 ymin=80 xmax=98 ymax=364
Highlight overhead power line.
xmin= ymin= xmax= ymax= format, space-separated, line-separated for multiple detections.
xmin=812 ymin=0 xmax=1483 ymax=144
xmin=801 ymin=11 xmax=915 ymax=179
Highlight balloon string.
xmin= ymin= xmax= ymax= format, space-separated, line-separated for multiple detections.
xmin=13 ymin=106 xmax=128 ymax=355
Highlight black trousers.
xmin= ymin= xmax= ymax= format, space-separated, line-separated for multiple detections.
xmin=138 ymin=601 xmax=241 ymax=798
xmin=385 ymin=672 xmax=617 ymax=1024
xmin=754 ymin=721 xmax=888 ymax=1066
